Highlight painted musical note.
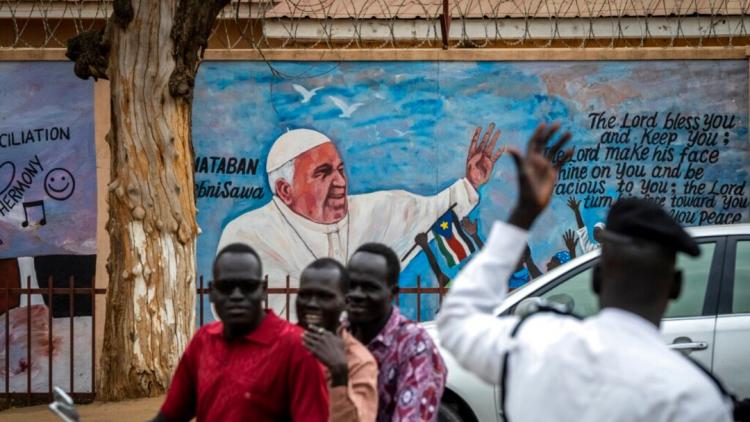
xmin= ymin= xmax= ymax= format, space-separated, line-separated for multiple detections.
xmin=21 ymin=200 xmax=46 ymax=227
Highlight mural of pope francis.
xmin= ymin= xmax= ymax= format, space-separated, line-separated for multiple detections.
xmin=217 ymin=124 xmax=503 ymax=316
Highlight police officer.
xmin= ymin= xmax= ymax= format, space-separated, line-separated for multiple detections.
xmin=438 ymin=123 xmax=733 ymax=422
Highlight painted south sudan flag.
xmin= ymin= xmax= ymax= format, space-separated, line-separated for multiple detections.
xmin=431 ymin=210 xmax=476 ymax=267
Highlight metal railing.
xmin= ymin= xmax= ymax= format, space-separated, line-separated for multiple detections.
xmin=1 ymin=276 xmax=102 ymax=407
xmin=2 ymin=274 xmax=446 ymax=407
xmin=196 ymin=274 xmax=448 ymax=324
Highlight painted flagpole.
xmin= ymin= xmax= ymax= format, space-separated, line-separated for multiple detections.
xmin=415 ymin=232 xmax=451 ymax=287
xmin=400 ymin=202 xmax=459 ymax=262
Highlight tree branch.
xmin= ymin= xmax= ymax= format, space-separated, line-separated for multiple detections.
xmin=169 ymin=0 xmax=231 ymax=100
xmin=66 ymin=27 xmax=110 ymax=81
xmin=113 ymin=0 xmax=134 ymax=29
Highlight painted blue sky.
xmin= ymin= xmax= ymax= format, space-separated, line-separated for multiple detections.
xmin=193 ymin=60 xmax=749 ymax=320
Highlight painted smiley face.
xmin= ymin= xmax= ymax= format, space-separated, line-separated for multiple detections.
xmin=44 ymin=168 xmax=76 ymax=201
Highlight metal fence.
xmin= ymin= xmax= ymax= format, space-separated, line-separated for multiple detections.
xmin=2 ymin=0 xmax=750 ymax=49
xmin=1 ymin=277 xmax=102 ymax=407
xmin=197 ymin=275 xmax=448 ymax=326
xmin=196 ymin=274 xmax=448 ymax=324
xmin=2 ymin=274 xmax=446 ymax=406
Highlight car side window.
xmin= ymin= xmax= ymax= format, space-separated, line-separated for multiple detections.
xmin=536 ymin=241 xmax=717 ymax=319
xmin=663 ymin=242 xmax=716 ymax=318
xmin=540 ymin=266 xmax=599 ymax=318
xmin=732 ymin=241 xmax=750 ymax=314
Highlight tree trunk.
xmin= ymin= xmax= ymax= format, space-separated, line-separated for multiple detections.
xmin=98 ymin=1 xmax=197 ymax=400
xmin=65 ymin=0 xmax=230 ymax=400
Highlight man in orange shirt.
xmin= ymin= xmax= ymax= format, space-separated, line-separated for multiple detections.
xmin=297 ymin=258 xmax=378 ymax=422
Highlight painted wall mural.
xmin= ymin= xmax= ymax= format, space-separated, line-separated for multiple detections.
xmin=193 ymin=60 xmax=750 ymax=321
xmin=0 ymin=62 xmax=95 ymax=393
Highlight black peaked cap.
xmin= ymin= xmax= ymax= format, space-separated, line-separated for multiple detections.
xmin=605 ymin=197 xmax=700 ymax=257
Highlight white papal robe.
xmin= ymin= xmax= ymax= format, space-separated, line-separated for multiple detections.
xmin=216 ymin=178 xmax=479 ymax=319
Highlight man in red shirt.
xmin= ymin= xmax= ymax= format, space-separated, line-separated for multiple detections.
xmin=153 ymin=243 xmax=329 ymax=422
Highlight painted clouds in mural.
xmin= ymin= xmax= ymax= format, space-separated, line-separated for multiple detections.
xmin=0 ymin=62 xmax=95 ymax=393
xmin=193 ymin=61 xmax=749 ymax=321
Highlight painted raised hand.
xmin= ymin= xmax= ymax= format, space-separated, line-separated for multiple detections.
xmin=466 ymin=123 xmax=505 ymax=189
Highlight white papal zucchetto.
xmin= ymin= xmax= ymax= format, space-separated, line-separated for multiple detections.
xmin=266 ymin=128 xmax=332 ymax=173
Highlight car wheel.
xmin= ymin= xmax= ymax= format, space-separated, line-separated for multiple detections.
xmin=438 ymin=401 xmax=464 ymax=422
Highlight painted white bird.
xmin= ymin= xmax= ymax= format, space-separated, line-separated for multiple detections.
xmin=374 ymin=92 xmax=386 ymax=100
xmin=328 ymin=96 xmax=364 ymax=118
xmin=394 ymin=129 xmax=411 ymax=137
xmin=292 ymin=84 xmax=323 ymax=103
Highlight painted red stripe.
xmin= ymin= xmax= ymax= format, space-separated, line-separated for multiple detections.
xmin=445 ymin=234 xmax=467 ymax=261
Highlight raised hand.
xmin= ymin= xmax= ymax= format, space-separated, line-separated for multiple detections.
xmin=567 ymin=196 xmax=585 ymax=228
xmin=415 ymin=232 xmax=429 ymax=247
xmin=563 ymin=229 xmax=578 ymax=258
xmin=507 ymin=123 xmax=574 ymax=230
xmin=567 ymin=197 xmax=580 ymax=211
xmin=461 ymin=217 xmax=478 ymax=235
xmin=466 ymin=123 xmax=505 ymax=189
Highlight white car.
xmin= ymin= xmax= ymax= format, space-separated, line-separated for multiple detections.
xmin=429 ymin=223 xmax=750 ymax=422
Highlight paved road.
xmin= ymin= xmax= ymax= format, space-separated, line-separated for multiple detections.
xmin=1 ymin=396 xmax=163 ymax=421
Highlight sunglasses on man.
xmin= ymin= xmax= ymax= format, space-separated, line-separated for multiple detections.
xmin=210 ymin=278 xmax=264 ymax=295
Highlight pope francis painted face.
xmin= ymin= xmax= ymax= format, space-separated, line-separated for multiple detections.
xmin=274 ymin=142 xmax=348 ymax=224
